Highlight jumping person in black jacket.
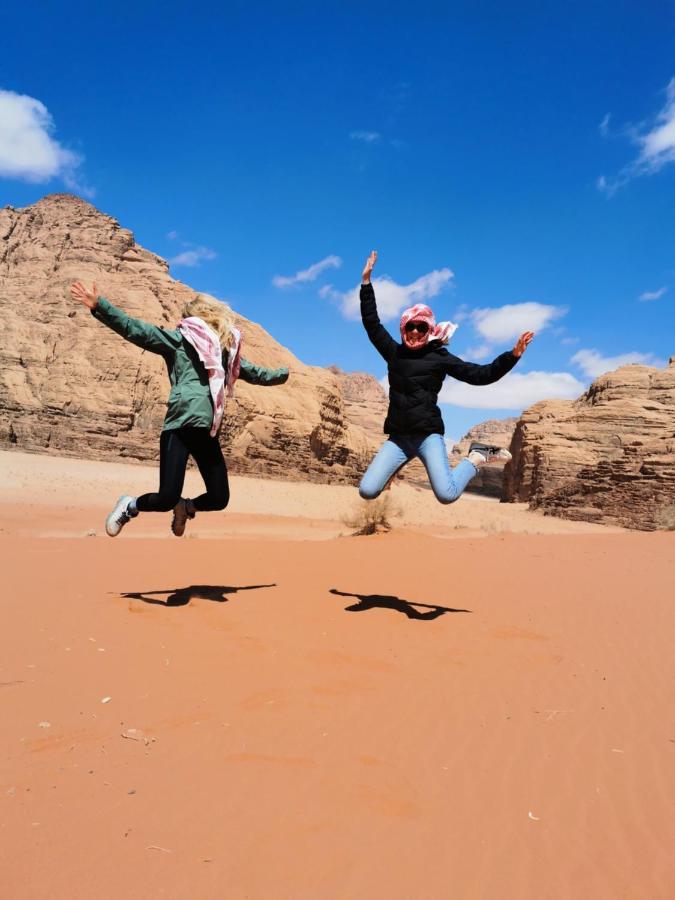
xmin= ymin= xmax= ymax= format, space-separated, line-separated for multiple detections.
xmin=358 ymin=251 xmax=534 ymax=503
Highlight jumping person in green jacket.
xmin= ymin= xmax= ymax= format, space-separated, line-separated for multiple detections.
xmin=69 ymin=282 xmax=289 ymax=537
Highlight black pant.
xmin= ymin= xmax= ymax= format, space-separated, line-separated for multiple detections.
xmin=136 ymin=428 xmax=230 ymax=513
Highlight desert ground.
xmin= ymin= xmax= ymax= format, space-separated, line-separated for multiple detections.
xmin=2 ymin=450 xmax=674 ymax=900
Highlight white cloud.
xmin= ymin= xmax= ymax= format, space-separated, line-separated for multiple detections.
xmin=439 ymin=370 xmax=585 ymax=410
xmin=169 ymin=246 xmax=217 ymax=267
xmin=639 ymin=78 xmax=675 ymax=169
xmin=0 ymin=88 xmax=92 ymax=194
xmin=452 ymin=304 xmax=471 ymax=323
xmin=350 ymin=130 xmax=380 ymax=143
xmin=571 ymin=348 xmax=665 ymax=378
xmin=321 ymin=269 xmax=454 ymax=321
xmin=560 ymin=336 xmax=580 ymax=346
xmin=639 ymin=286 xmax=667 ymax=302
xmin=599 ymin=113 xmax=611 ymax=136
xmin=167 ymin=230 xmax=179 ymax=241
xmin=464 ymin=343 xmax=492 ymax=361
xmin=598 ymin=76 xmax=675 ymax=194
xmin=273 ymin=255 xmax=342 ymax=289
xmin=471 ymin=302 xmax=566 ymax=344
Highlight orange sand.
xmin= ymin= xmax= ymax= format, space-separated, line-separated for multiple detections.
xmin=2 ymin=451 xmax=674 ymax=899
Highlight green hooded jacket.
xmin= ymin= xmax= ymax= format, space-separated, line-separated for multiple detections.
xmin=92 ymin=297 xmax=289 ymax=431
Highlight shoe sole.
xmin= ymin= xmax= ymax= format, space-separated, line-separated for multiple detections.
xmin=493 ymin=450 xmax=512 ymax=462
xmin=172 ymin=501 xmax=187 ymax=537
xmin=482 ymin=450 xmax=512 ymax=465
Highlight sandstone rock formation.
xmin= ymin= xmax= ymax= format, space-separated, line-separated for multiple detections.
xmin=451 ymin=417 xmax=518 ymax=497
xmin=0 ymin=194 xmax=388 ymax=484
xmin=503 ymin=362 xmax=675 ymax=530
xmin=327 ymin=366 xmax=387 ymax=437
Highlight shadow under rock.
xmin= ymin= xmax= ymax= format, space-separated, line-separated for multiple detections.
xmin=121 ymin=583 xmax=276 ymax=608
xmin=329 ymin=588 xmax=471 ymax=620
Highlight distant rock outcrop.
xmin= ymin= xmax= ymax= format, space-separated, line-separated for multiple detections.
xmin=452 ymin=417 xmax=518 ymax=497
xmin=0 ymin=194 xmax=387 ymax=483
xmin=503 ymin=361 xmax=675 ymax=530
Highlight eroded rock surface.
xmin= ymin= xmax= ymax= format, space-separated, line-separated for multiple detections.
xmin=503 ymin=362 xmax=675 ymax=530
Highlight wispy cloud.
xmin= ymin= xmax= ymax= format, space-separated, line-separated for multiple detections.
xmin=273 ymin=255 xmax=342 ymax=289
xmin=464 ymin=343 xmax=492 ymax=361
xmin=598 ymin=76 xmax=675 ymax=194
xmin=638 ymin=286 xmax=667 ymax=302
xmin=440 ymin=370 xmax=585 ymax=410
xmin=0 ymin=88 xmax=93 ymax=196
xmin=350 ymin=130 xmax=380 ymax=144
xmin=321 ymin=268 xmax=454 ymax=321
xmin=599 ymin=112 xmax=611 ymax=136
xmin=169 ymin=245 xmax=217 ymax=267
xmin=571 ymin=348 xmax=665 ymax=379
xmin=471 ymin=302 xmax=567 ymax=344
xmin=167 ymin=230 xmax=179 ymax=241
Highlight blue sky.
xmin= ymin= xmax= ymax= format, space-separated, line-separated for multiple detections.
xmin=1 ymin=0 xmax=674 ymax=441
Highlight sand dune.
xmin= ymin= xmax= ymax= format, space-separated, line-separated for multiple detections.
xmin=2 ymin=450 xmax=674 ymax=900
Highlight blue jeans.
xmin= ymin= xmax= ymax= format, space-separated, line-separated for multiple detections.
xmin=359 ymin=433 xmax=478 ymax=504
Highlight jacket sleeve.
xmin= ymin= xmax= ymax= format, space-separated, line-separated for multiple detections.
xmin=91 ymin=296 xmax=181 ymax=355
xmin=360 ymin=283 xmax=398 ymax=361
xmin=443 ymin=350 xmax=519 ymax=385
xmin=238 ymin=358 xmax=289 ymax=386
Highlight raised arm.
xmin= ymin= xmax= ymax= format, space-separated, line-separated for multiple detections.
xmin=360 ymin=251 xmax=397 ymax=361
xmin=443 ymin=331 xmax=535 ymax=385
xmin=238 ymin=359 xmax=289 ymax=386
xmin=70 ymin=281 xmax=181 ymax=356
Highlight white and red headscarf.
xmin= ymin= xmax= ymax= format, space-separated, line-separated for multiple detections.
xmin=399 ymin=304 xmax=458 ymax=349
xmin=177 ymin=317 xmax=243 ymax=437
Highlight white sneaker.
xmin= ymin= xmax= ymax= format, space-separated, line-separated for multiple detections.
xmin=171 ymin=498 xmax=195 ymax=537
xmin=105 ymin=495 xmax=135 ymax=537
xmin=467 ymin=441 xmax=512 ymax=466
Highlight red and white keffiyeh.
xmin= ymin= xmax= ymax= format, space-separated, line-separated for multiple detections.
xmin=399 ymin=304 xmax=458 ymax=349
xmin=178 ymin=317 xmax=243 ymax=437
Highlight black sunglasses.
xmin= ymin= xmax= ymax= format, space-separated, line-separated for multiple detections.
xmin=404 ymin=321 xmax=429 ymax=334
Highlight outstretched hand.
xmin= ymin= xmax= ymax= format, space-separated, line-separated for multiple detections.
xmin=70 ymin=281 xmax=99 ymax=310
xmin=361 ymin=250 xmax=378 ymax=284
xmin=513 ymin=331 xmax=534 ymax=358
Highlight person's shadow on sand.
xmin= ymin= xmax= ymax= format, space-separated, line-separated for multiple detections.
xmin=329 ymin=588 xmax=470 ymax=620
xmin=121 ymin=584 xmax=276 ymax=608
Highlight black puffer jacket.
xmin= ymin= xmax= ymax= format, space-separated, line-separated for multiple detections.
xmin=361 ymin=283 xmax=518 ymax=436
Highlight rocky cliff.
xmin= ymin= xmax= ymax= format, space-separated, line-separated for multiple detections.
xmin=0 ymin=194 xmax=387 ymax=483
xmin=327 ymin=366 xmax=388 ymax=438
xmin=503 ymin=361 xmax=675 ymax=530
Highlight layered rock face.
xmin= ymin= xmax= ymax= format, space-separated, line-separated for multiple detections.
xmin=327 ymin=366 xmax=388 ymax=438
xmin=0 ymin=194 xmax=387 ymax=484
xmin=503 ymin=362 xmax=675 ymax=530
xmin=451 ymin=417 xmax=518 ymax=497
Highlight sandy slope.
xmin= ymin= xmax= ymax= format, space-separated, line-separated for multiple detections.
xmin=2 ymin=451 xmax=674 ymax=900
